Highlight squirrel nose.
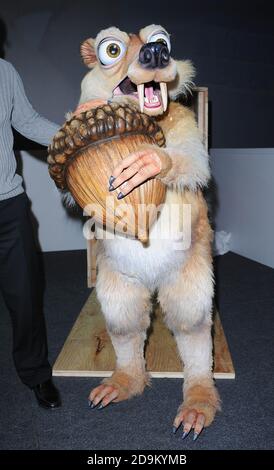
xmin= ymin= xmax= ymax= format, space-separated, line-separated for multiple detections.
xmin=139 ymin=42 xmax=170 ymax=69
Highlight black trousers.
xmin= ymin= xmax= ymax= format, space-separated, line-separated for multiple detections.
xmin=0 ymin=192 xmax=51 ymax=388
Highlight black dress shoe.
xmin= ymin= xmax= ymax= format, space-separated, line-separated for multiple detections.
xmin=33 ymin=379 xmax=61 ymax=409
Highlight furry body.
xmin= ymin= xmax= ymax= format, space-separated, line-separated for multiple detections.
xmin=75 ymin=25 xmax=221 ymax=435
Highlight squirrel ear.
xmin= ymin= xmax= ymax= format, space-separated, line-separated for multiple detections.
xmin=80 ymin=38 xmax=97 ymax=68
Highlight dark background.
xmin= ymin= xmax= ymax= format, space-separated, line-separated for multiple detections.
xmin=1 ymin=0 xmax=274 ymax=148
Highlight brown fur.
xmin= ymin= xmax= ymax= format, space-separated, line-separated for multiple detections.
xmin=76 ymin=25 xmax=220 ymax=431
xmin=123 ymin=34 xmax=143 ymax=71
xmin=158 ymin=193 xmax=213 ymax=333
xmin=103 ymin=369 xmax=150 ymax=401
xmin=180 ymin=379 xmax=221 ymax=427
xmin=157 ymin=101 xmax=196 ymax=137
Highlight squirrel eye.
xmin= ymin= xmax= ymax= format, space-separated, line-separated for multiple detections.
xmin=148 ymin=31 xmax=171 ymax=52
xmin=98 ymin=39 xmax=126 ymax=66
xmin=106 ymin=43 xmax=120 ymax=58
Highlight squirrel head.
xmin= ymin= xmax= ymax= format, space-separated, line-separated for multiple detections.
xmin=80 ymin=25 xmax=195 ymax=117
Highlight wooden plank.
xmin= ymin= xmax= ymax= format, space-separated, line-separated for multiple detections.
xmin=87 ymin=238 xmax=97 ymax=288
xmin=53 ymin=291 xmax=235 ymax=379
xmin=194 ymin=87 xmax=208 ymax=151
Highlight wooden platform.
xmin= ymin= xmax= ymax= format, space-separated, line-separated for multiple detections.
xmin=53 ymin=291 xmax=235 ymax=379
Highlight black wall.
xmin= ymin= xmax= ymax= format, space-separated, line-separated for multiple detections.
xmin=1 ymin=0 xmax=274 ymax=148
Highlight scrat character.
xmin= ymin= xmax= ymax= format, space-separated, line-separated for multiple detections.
xmin=77 ymin=25 xmax=221 ymax=440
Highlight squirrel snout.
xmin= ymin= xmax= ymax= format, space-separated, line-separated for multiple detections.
xmin=138 ymin=42 xmax=170 ymax=69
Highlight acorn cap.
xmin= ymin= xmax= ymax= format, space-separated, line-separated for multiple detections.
xmin=48 ymin=102 xmax=166 ymax=190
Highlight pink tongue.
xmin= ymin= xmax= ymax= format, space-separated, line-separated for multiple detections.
xmin=145 ymin=86 xmax=154 ymax=100
xmin=113 ymin=86 xmax=122 ymax=96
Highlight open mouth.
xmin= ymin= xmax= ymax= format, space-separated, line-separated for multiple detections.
xmin=113 ymin=76 xmax=168 ymax=113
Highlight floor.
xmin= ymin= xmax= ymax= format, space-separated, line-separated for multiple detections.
xmin=0 ymin=251 xmax=274 ymax=450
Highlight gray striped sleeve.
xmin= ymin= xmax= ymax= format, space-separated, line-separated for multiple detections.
xmin=10 ymin=63 xmax=60 ymax=146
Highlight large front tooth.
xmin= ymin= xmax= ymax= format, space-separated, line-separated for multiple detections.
xmin=137 ymin=84 xmax=144 ymax=112
xmin=160 ymin=82 xmax=168 ymax=111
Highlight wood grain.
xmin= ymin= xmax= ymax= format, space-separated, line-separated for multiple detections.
xmin=195 ymin=87 xmax=208 ymax=151
xmin=87 ymin=238 xmax=97 ymax=288
xmin=53 ymin=291 xmax=235 ymax=379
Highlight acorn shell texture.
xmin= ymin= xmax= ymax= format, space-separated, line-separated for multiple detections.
xmin=48 ymin=102 xmax=166 ymax=242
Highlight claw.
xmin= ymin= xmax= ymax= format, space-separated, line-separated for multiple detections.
xmin=194 ymin=414 xmax=205 ymax=438
xmin=174 ymin=406 xmax=207 ymax=442
xmin=172 ymin=425 xmax=178 ymax=434
xmin=117 ymin=192 xmax=124 ymax=200
xmin=89 ymin=384 xmax=119 ymax=409
xmin=182 ymin=430 xmax=190 ymax=440
xmin=109 ymin=175 xmax=115 ymax=185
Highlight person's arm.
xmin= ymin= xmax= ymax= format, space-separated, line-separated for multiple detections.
xmin=10 ymin=64 xmax=59 ymax=146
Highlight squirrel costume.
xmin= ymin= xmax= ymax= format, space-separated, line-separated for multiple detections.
xmin=48 ymin=24 xmax=221 ymax=440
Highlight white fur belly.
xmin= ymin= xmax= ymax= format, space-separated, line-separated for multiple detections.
xmin=97 ymin=190 xmax=191 ymax=289
xmin=102 ymin=236 xmax=188 ymax=289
